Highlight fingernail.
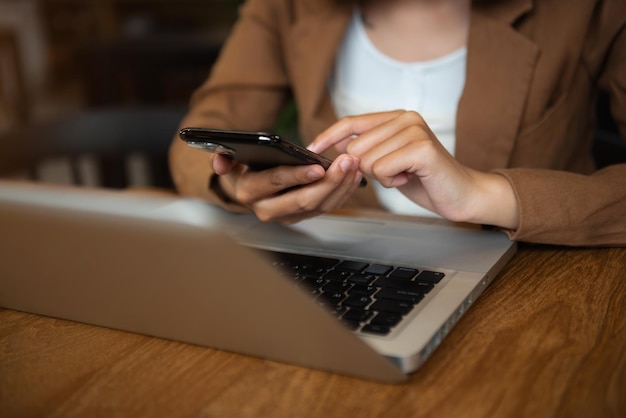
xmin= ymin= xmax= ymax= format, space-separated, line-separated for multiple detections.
xmin=307 ymin=168 xmax=324 ymax=180
xmin=339 ymin=156 xmax=353 ymax=172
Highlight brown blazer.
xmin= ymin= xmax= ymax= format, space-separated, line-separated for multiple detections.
xmin=169 ymin=0 xmax=626 ymax=246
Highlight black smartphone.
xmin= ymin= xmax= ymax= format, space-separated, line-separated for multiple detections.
xmin=179 ymin=127 xmax=366 ymax=186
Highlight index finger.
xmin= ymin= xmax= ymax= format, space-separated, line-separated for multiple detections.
xmin=308 ymin=110 xmax=405 ymax=154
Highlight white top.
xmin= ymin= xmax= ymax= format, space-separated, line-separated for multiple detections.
xmin=329 ymin=9 xmax=467 ymax=217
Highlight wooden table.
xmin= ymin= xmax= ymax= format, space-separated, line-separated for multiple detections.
xmin=1 ymin=244 xmax=625 ymax=418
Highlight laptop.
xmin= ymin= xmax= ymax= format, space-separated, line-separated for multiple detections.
xmin=0 ymin=180 xmax=516 ymax=383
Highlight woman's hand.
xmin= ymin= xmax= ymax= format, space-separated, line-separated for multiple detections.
xmin=211 ymin=152 xmax=363 ymax=224
xmin=308 ymin=110 xmax=520 ymax=230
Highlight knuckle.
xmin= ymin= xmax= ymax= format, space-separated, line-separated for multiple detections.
xmin=371 ymin=160 xmax=385 ymax=177
xmin=371 ymin=162 xmax=393 ymax=186
xmin=400 ymin=110 xmax=426 ymax=126
xmin=414 ymin=137 xmax=438 ymax=156
xmin=268 ymin=170 xmax=285 ymax=189
xmin=234 ymin=188 xmax=254 ymax=205
xmin=293 ymin=194 xmax=316 ymax=213
xmin=407 ymin=125 xmax=431 ymax=143
xmin=293 ymin=189 xmax=328 ymax=214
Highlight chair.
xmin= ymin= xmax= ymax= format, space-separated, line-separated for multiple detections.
xmin=0 ymin=106 xmax=187 ymax=189
xmin=80 ymin=36 xmax=221 ymax=107
xmin=0 ymin=27 xmax=29 ymax=137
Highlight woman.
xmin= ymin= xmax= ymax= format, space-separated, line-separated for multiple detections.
xmin=169 ymin=0 xmax=626 ymax=246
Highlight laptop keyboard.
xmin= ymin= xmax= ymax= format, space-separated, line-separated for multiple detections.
xmin=260 ymin=250 xmax=445 ymax=336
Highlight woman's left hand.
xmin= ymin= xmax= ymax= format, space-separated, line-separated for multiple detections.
xmin=308 ymin=110 xmax=519 ymax=230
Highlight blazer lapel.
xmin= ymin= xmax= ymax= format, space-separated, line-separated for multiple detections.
xmin=286 ymin=0 xmax=539 ymax=173
xmin=456 ymin=0 xmax=539 ymax=170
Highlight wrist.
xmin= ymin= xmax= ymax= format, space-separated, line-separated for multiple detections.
xmin=469 ymin=171 xmax=520 ymax=230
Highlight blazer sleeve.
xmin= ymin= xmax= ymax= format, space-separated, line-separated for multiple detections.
xmin=496 ymin=13 xmax=626 ymax=247
xmin=168 ymin=0 xmax=292 ymax=208
xmin=495 ymin=165 xmax=626 ymax=246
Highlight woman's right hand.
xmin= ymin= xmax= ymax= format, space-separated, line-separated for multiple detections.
xmin=211 ymin=153 xmax=363 ymax=224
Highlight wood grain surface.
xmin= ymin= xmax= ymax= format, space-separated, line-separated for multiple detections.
xmin=1 ymin=244 xmax=625 ymax=418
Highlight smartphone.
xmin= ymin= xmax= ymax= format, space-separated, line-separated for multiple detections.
xmin=179 ymin=127 xmax=366 ymax=186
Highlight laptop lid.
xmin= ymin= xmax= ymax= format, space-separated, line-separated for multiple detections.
xmin=0 ymin=181 xmax=516 ymax=382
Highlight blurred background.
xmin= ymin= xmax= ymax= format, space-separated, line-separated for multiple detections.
xmin=0 ymin=0 xmax=623 ymax=192
xmin=0 ymin=0 xmax=241 ymax=190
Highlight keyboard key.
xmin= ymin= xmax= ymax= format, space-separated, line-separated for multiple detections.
xmin=322 ymin=281 xmax=351 ymax=293
xmin=389 ymin=267 xmax=419 ymax=280
xmin=266 ymin=251 xmax=339 ymax=269
xmin=370 ymin=312 xmax=403 ymax=327
xmin=374 ymin=277 xmax=433 ymax=294
xmin=300 ymin=276 xmax=327 ymax=289
xmin=323 ymin=270 xmax=352 ymax=281
xmin=297 ymin=266 xmax=327 ymax=278
xmin=365 ymin=264 xmax=393 ymax=276
xmin=336 ymin=260 xmax=369 ymax=272
xmin=376 ymin=288 xmax=424 ymax=303
xmin=343 ymin=308 xmax=374 ymax=322
xmin=349 ymin=285 xmax=377 ymax=296
xmin=318 ymin=291 xmax=346 ymax=306
xmin=416 ymin=270 xmax=445 ymax=283
xmin=348 ymin=273 xmax=377 ymax=285
xmin=370 ymin=299 xmax=415 ymax=315
xmin=361 ymin=323 xmax=391 ymax=336
xmin=325 ymin=305 xmax=348 ymax=316
xmin=342 ymin=294 xmax=373 ymax=309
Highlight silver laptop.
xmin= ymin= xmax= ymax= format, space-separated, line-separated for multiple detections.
xmin=0 ymin=180 xmax=516 ymax=383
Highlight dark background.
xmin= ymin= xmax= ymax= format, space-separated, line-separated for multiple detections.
xmin=0 ymin=0 xmax=241 ymax=188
